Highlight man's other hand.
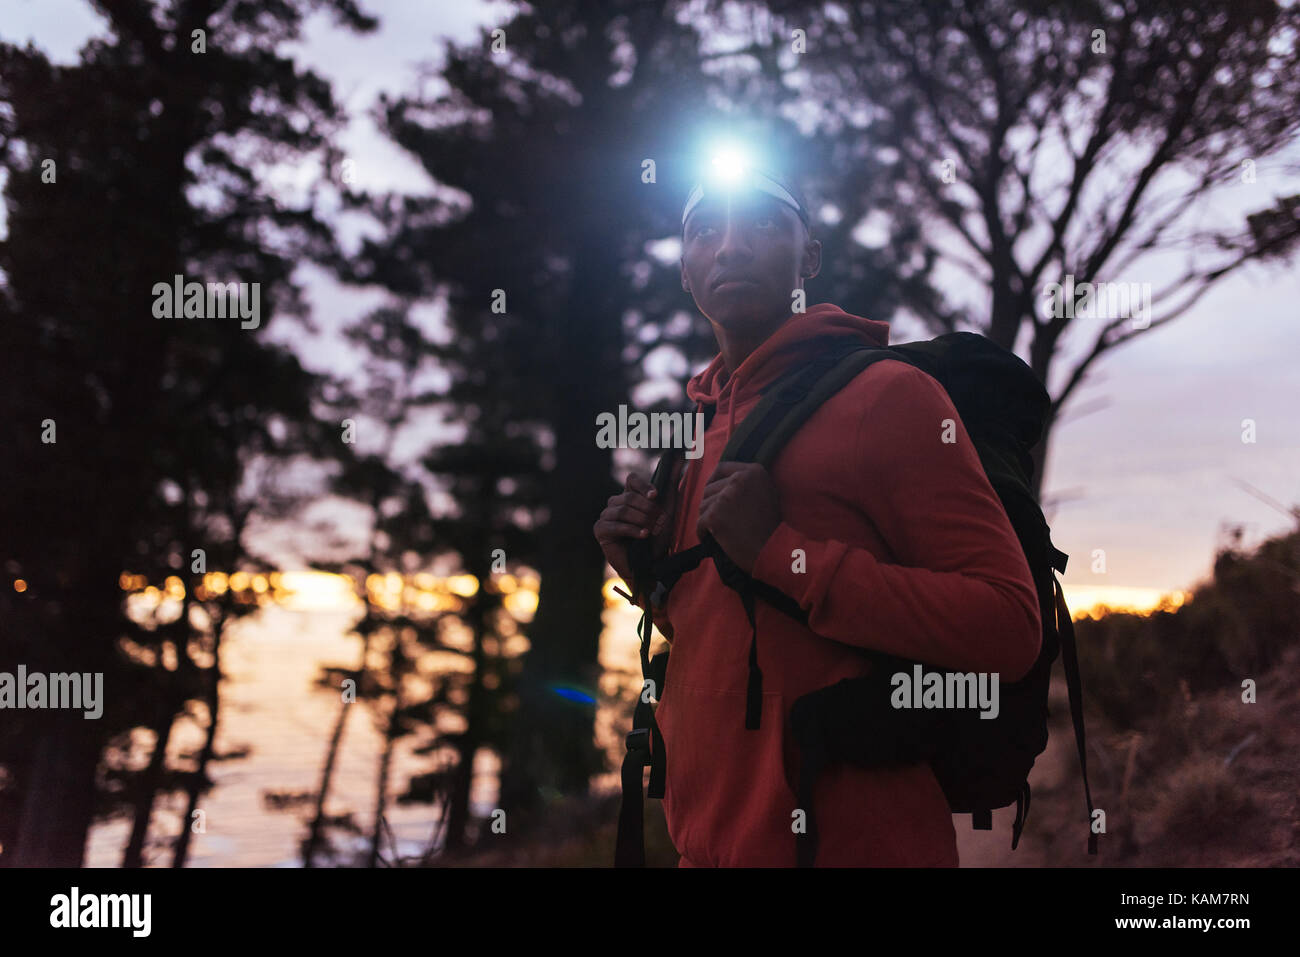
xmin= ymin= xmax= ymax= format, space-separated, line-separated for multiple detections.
xmin=697 ymin=462 xmax=781 ymax=575
xmin=594 ymin=471 xmax=674 ymax=589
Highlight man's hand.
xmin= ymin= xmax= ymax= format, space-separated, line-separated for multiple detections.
xmin=697 ymin=462 xmax=781 ymax=575
xmin=593 ymin=470 xmax=679 ymax=589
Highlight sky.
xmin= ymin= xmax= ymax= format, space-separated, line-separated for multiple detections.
xmin=3 ymin=0 xmax=1298 ymax=607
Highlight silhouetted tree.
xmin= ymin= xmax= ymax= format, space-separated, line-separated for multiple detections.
xmin=766 ymin=0 xmax=1300 ymax=497
xmin=0 ymin=0 xmax=376 ymax=866
xmin=301 ymin=304 xmax=542 ymax=863
xmin=347 ymin=0 xmax=913 ymax=818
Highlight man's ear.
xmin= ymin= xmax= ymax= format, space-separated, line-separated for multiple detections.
xmin=802 ymin=238 xmax=823 ymax=281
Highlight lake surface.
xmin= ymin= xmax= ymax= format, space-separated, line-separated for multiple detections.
xmin=81 ymin=583 xmax=1117 ymax=867
xmin=84 ymin=600 xmax=645 ymax=867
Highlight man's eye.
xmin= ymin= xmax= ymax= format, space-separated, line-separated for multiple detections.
xmin=695 ymin=225 xmax=716 ymax=237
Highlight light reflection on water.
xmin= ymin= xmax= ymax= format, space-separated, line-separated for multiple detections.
xmin=85 ymin=598 xmax=649 ymax=867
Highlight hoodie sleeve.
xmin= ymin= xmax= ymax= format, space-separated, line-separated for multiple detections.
xmin=750 ymin=361 xmax=1042 ymax=682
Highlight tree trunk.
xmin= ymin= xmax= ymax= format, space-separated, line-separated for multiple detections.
xmin=443 ymin=549 xmax=489 ymax=853
xmin=10 ymin=720 xmax=100 ymax=866
xmin=442 ymin=742 xmax=475 ymax=854
xmin=122 ymin=708 xmax=177 ymax=867
xmin=173 ymin=617 xmax=225 ymax=868
xmin=367 ymin=671 xmax=398 ymax=868
xmin=304 ymin=633 xmax=368 ymax=867
xmin=499 ymin=389 xmax=614 ymax=813
xmin=10 ymin=573 xmax=119 ymax=867
xmin=499 ymin=239 xmax=622 ymax=815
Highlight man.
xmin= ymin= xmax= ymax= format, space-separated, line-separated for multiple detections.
xmin=593 ymin=161 xmax=1041 ymax=866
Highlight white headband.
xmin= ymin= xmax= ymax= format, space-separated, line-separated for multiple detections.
xmin=681 ymin=168 xmax=805 ymax=226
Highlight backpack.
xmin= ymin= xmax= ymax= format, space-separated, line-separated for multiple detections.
xmin=615 ymin=331 xmax=1098 ymax=867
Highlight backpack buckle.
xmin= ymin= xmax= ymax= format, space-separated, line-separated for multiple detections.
xmin=625 ymin=728 xmax=651 ymax=755
xmin=1049 ymin=545 xmax=1068 ymax=574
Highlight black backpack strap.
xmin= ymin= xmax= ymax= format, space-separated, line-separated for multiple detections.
xmin=647 ymin=543 xmax=710 ymax=606
xmin=616 ymin=406 xmax=716 ymax=867
xmin=627 ymin=448 xmax=685 ymax=601
xmin=696 ymin=342 xmax=900 ymax=732
xmin=722 ymin=343 xmax=899 ymax=468
xmin=619 ymin=344 xmax=904 ymax=863
xmin=1011 ymin=781 xmax=1031 ymax=849
xmin=626 ymin=402 xmax=719 ymax=601
xmin=616 ymin=604 xmax=669 ymax=867
xmin=1054 ymin=572 xmax=1099 ymax=855
xmin=701 ymin=542 xmax=766 ymax=729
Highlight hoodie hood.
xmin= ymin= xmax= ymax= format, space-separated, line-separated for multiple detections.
xmin=686 ymin=303 xmax=891 ymax=436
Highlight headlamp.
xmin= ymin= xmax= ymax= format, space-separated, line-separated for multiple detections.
xmin=682 ymin=154 xmax=807 ymax=228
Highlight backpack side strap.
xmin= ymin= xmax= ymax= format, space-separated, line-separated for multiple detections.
xmin=1054 ymin=573 xmax=1099 ymax=855
xmin=615 ymin=605 xmax=668 ymax=867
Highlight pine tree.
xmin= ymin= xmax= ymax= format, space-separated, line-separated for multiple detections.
xmin=348 ymin=0 xmax=911 ymax=819
xmin=0 ymin=0 xmax=376 ymax=866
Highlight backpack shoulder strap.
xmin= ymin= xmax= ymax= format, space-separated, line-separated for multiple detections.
xmin=722 ymin=341 xmax=902 ymax=468
xmin=637 ymin=340 xmax=902 ymax=614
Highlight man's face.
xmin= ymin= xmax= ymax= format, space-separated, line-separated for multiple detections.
xmin=680 ymin=189 xmax=821 ymax=330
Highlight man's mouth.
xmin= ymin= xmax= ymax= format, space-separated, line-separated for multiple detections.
xmin=712 ymin=277 xmax=759 ymax=291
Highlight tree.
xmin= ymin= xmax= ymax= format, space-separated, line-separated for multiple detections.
xmin=0 ymin=0 xmax=375 ymax=866
xmin=767 ymin=0 xmax=1300 ymax=499
xmin=347 ymin=0 xmax=912 ymax=817
xmin=298 ymin=304 xmax=444 ymax=867
xmin=299 ymin=303 xmax=543 ymax=864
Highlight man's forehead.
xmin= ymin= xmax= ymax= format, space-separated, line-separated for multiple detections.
xmin=683 ymin=190 xmax=795 ymax=228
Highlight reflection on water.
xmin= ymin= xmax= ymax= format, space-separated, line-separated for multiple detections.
xmin=84 ymin=597 xmax=649 ymax=867
xmin=79 ymin=574 xmax=1130 ymax=867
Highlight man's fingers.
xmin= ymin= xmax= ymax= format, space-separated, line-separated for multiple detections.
xmin=595 ymin=518 xmax=651 ymax=541
xmin=707 ymin=461 xmax=752 ymax=483
xmin=701 ymin=463 xmax=748 ymax=501
xmin=626 ymin=472 xmax=658 ymax=500
xmin=699 ymin=472 xmax=734 ymax=507
xmin=696 ymin=494 xmax=716 ymax=530
xmin=611 ymin=499 xmax=658 ymax=525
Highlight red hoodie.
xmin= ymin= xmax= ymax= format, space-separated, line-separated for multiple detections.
xmin=653 ymin=303 xmax=1042 ymax=867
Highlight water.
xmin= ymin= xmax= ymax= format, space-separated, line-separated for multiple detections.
xmin=83 ymin=599 xmax=647 ymax=867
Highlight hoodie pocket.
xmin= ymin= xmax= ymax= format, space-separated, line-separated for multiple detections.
xmin=656 ymin=683 xmax=798 ymax=867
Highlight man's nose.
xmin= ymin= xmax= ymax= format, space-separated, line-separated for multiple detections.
xmin=715 ymin=217 xmax=754 ymax=263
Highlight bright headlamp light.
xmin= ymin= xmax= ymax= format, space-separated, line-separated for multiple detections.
xmin=682 ymin=148 xmax=806 ymax=227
